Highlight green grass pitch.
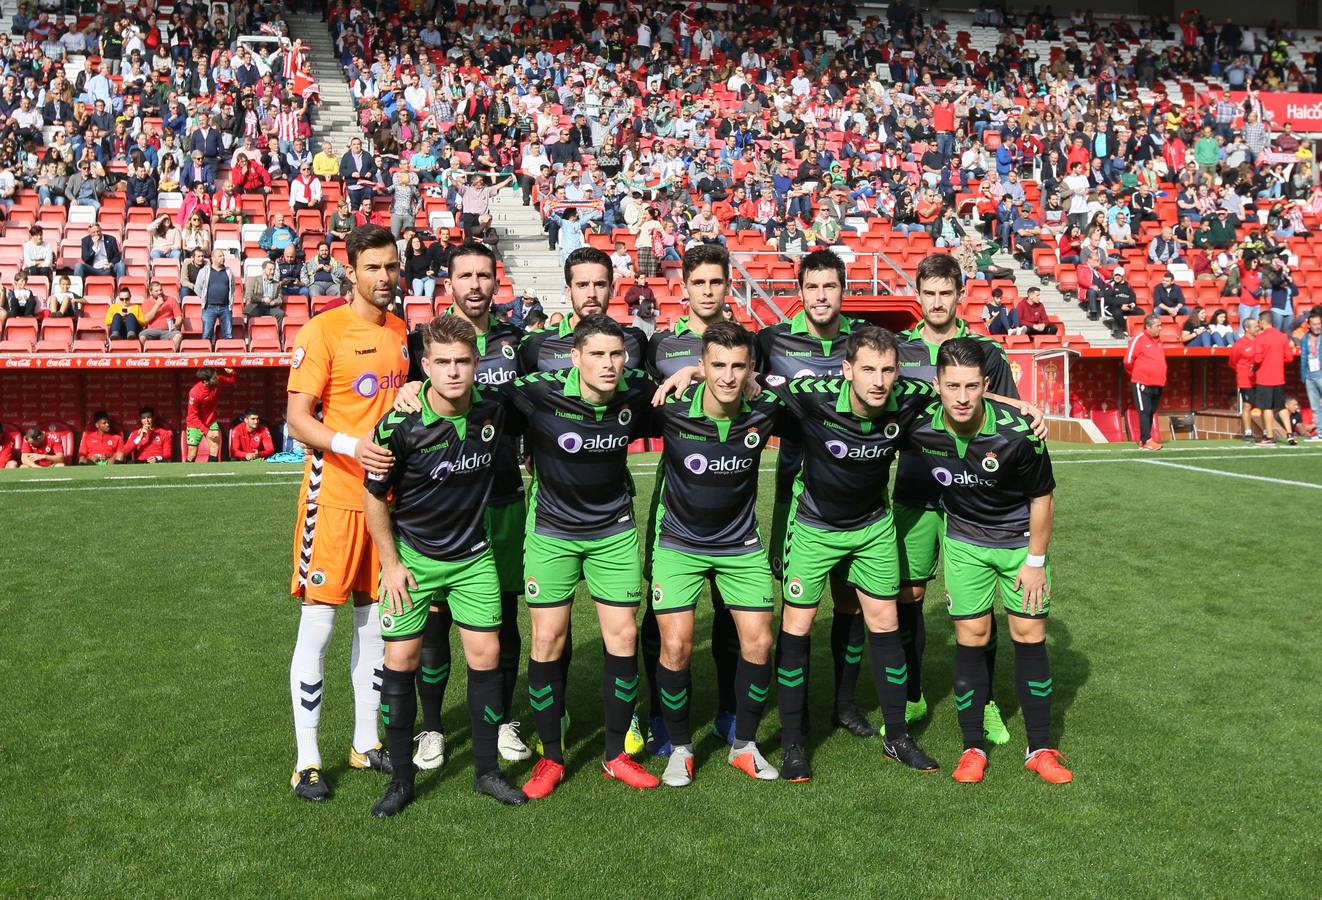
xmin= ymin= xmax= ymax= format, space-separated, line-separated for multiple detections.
xmin=0 ymin=442 xmax=1318 ymax=897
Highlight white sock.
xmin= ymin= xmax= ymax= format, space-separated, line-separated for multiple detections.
xmin=290 ymin=603 xmax=336 ymax=771
xmin=350 ymin=604 xmax=385 ymax=753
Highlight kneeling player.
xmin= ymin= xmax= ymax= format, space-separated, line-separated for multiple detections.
xmin=649 ymin=322 xmax=784 ymax=785
xmin=364 ymin=316 xmax=528 ymax=816
xmin=904 ymin=338 xmax=1071 ymax=784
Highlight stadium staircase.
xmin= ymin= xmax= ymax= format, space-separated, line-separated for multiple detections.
xmin=486 ymin=192 xmax=569 ymax=312
xmin=988 ymin=248 xmax=1125 ymax=348
xmin=285 ymin=13 xmax=360 ymax=153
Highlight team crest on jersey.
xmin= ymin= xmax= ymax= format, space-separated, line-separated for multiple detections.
xmin=652 ymin=586 xmax=663 ymax=603
xmin=618 ymin=408 xmax=632 ymax=426
xmin=401 ymin=343 xmax=409 ymax=360
xmin=309 ymin=570 xmax=326 ymax=587
xmin=501 ymin=342 xmax=516 ymax=360
xmin=525 ymin=577 xmax=541 ymax=598
xmin=291 ymin=347 xmax=305 ymax=369
xmin=744 ymin=429 xmax=760 ymax=449
xmin=786 ymin=577 xmax=804 ymax=599
xmin=981 ymin=453 xmax=1000 ymax=473
xmin=884 ymin=422 xmax=900 ymax=439
xmin=765 ymin=374 xmax=786 ymax=387
xmin=481 ymin=421 xmax=495 ymax=442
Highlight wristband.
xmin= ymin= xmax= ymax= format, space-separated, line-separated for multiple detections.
xmin=330 ymin=432 xmax=360 ymax=458
xmin=1025 ymin=553 xmax=1046 ymax=568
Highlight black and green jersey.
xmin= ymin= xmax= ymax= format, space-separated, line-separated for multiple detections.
xmin=901 ymin=399 xmax=1054 ymax=549
xmin=650 ymin=383 xmax=790 ymax=555
xmin=511 ymin=367 xmax=655 ymax=540
xmin=894 ymin=320 xmax=1018 ymax=510
xmin=365 ymin=382 xmax=514 ymax=560
xmin=407 ymin=312 xmax=527 ymax=505
xmin=755 ymin=310 xmax=860 ymax=500
xmin=769 ymin=375 xmax=935 ymax=530
xmin=646 ymin=316 xmax=706 ymax=379
xmin=518 ymin=315 xmax=649 ymax=373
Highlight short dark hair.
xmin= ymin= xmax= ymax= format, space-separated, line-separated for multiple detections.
xmin=936 ymin=336 xmax=988 ymax=376
xmin=915 ymin=252 xmax=964 ymax=294
xmin=525 ymin=309 xmax=547 ymax=327
xmin=346 ymin=224 xmax=397 ymax=267
xmin=447 ymin=241 xmax=498 ymax=276
xmin=683 ymin=243 xmax=730 ymax=281
xmin=845 ymin=325 xmax=899 ymax=363
xmin=701 ymin=320 xmax=754 ymax=357
xmin=241 ymin=407 xmax=260 ymax=418
xmin=138 ymin=406 xmax=155 ymax=418
xmin=91 ymin=410 xmax=110 ymax=424
xmin=196 ymin=366 xmax=216 ymax=382
xmin=420 ymin=314 xmax=478 ymax=352
xmin=572 ymin=313 xmax=625 ymax=349
xmin=564 ymin=246 xmax=613 ymax=286
xmin=797 ymin=248 xmax=846 ymax=289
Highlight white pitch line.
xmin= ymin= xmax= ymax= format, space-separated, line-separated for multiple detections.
xmin=1054 ymin=451 xmax=1322 ymax=465
xmin=1137 ymin=459 xmax=1322 ymax=489
xmin=107 ymin=475 xmax=157 ymax=480
xmin=0 ymin=480 xmax=304 ymax=495
xmin=20 ymin=477 xmax=71 ymax=482
xmin=185 ymin=471 xmax=234 ymax=478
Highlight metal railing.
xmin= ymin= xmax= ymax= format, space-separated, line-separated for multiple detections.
xmin=728 ymin=249 xmax=917 ymax=320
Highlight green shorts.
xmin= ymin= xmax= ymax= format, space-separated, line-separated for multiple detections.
xmin=379 ymin=541 xmax=502 ymax=638
xmin=782 ymin=507 xmax=899 ymax=608
xmin=485 ymin=499 xmax=525 ymax=595
xmin=768 ymin=499 xmax=791 ymax=578
xmin=942 ymin=536 xmax=1052 ymax=619
xmin=894 ymin=502 xmax=942 ymax=586
xmin=524 ymin=528 xmax=643 ymax=607
xmin=185 ymin=423 xmax=220 ymax=446
xmin=650 ymin=545 xmax=774 ymax=614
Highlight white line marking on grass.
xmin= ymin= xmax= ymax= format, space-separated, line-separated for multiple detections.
xmin=107 ymin=475 xmax=157 ymax=480
xmin=185 ymin=471 xmax=233 ymax=478
xmin=1137 ymin=459 xmax=1322 ymax=489
xmin=20 ymin=477 xmax=71 ymax=482
xmin=0 ymin=480 xmax=304 ymax=494
xmin=1055 ymin=451 xmax=1322 ymax=465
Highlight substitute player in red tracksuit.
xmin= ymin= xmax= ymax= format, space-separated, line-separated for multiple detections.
xmin=1125 ymin=314 xmax=1168 ymax=450
xmin=186 ymin=366 xmax=237 ymax=462
xmin=1229 ymin=317 xmax=1262 ymax=440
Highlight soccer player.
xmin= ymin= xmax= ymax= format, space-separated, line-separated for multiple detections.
xmin=285 ymin=225 xmax=409 ymax=802
xmin=755 ymin=249 xmax=873 ymax=739
xmin=364 ymin=315 xmax=529 ymax=816
xmin=401 ymin=243 xmax=532 ymax=771
xmin=518 ymin=245 xmax=649 ymax=372
xmin=901 ymin=338 xmax=1071 ymax=785
xmin=516 ymin=315 xmax=659 ymax=799
xmin=185 ymin=366 xmax=236 ymax=462
xmin=894 ymin=253 xmax=1020 ymax=744
xmin=639 ymin=244 xmax=742 ymax=755
xmin=649 ymin=321 xmax=784 ymax=785
xmin=766 ymin=326 xmax=943 ymax=780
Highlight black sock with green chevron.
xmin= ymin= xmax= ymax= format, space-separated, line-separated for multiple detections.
xmin=601 ymin=652 xmax=639 ymax=759
xmin=640 ymin=603 xmax=663 ymax=716
xmin=953 ymin=643 xmax=990 ymax=751
xmin=467 ymin=667 xmax=503 ymax=776
xmin=984 ymin=614 xmax=999 ymax=697
xmin=527 ymin=658 xmax=564 ymax=763
xmin=1013 ymin=640 xmax=1053 ymax=752
xmin=418 ymin=607 xmax=452 ymax=733
xmin=830 ymin=612 xmax=865 ymax=710
xmin=655 ymin=664 xmax=693 ymax=748
xmin=711 ymin=594 xmax=739 ymax=714
xmin=866 ymin=630 xmax=908 ymax=738
xmin=497 ymin=593 xmax=521 ymax=720
xmin=897 ymin=600 xmax=926 ymax=703
xmin=775 ymin=631 xmax=811 ymax=744
xmin=733 ymin=657 xmax=772 ymax=745
xmin=381 ymin=666 xmax=417 ymax=783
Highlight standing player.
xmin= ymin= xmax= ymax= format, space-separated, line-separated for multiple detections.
xmin=515 ymin=316 xmax=659 ymax=799
xmin=902 ymin=338 xmax=1071 ymax=785
xmin=755 ymin=249 xmax=874 ymax=739
xmin=185 ymin=367 xmax=236 ymax=462
xmin=400 ymin=243 xmax=532 ymax=771
xmin=639 ymin=244 xmax=742 ymax=754
xmin=1125 ymin=314 xmax=1167 ymax=450
xmin=1251 ymin=310 xmax=1295 ymax=446
xmin=895 ymin=253 xmax=1019 ymax=744
xmin=364 ymin=315 xmax=528 ymax=816
xmin=1229 ymin=316 xmax=1263 ymax=441
xmin=648 ymin=321 xmax=785 ymax=786
xmin=285 ymin=225 xmax=409 ymax=801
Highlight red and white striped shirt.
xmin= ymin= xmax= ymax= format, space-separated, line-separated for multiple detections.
xmin=276 ymin=110 xmax=301 ymax=142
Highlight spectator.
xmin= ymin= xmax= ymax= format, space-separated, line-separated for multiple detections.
xmin=126 ymin=162 xmax=159 ymax=211
xmin=1015 ymin=287 xmax=1059 ymax=336
xmin=388 ymin=161 xmax=421 ymax=237
xmin=1153 ymin=272 xmax=1191 ymax=317
xmin=1207 ymin=309 xmax=1236 ymax=347
xmin=1103 ymin=267 xmax=1143 ymax=339
xmin=1253 ymin=310 xmax=1294 ymax=446
xmin=632 ymin=293 xmax=658 ymax=338
xmin=19 ymin=427 xmax=65 ymax=468
xmin=983 ymin=287 xmax=1024 ymax=336
xmin=34 ymin=161 xmax=66 ymax=208
xmin=20 ymin=225 xmax=54 ymax=285
xmin=1125 ymin=314 xmax=1168 ymax=450
xmin=47 ymin=275 xmax=80 ymax=319
xmin=231 ymin=152 xmax=272 ymax=194
xmin=185 ymin=366 xmax=236 ymax=462
xmin=121 ymin=407 xmax=172 ymax=464
xmin=138 ymin=281 xmax=184 ymax=352
xmin=150 ymin=215 xmax=183 ymax=261
xmin=610 ymin=241 xmax=634 ymax=278
xmin=1148 ymin=226 xmax=1184 ymax=266
xmin=1230 ymin=317 xmax=1264 ymax=440
xmin=180 ymin=248 xmax=209 ymax=299
xmin=1263 ymin=257 xmax=1298 ymax=333
xmin=245 ymin=259 xmax=288 ymax=328
xmin=302 ymin=243 xmax=347 ymax=300
xmin=193 ymin=249 xmax=235 ymax=342
xmin=402 ymin=234 xmax=441 ymax=299
xmin=510 ymin=293 xmax=545 ymax=331
xmin=289 ymin=162 xmax=323 ymax=212
xmin=179 ymin=213 xmax=212 ymax=257
xmin=65 ymin=159 xmax=107 ymax=208
xmin=230 ymin=408 xmax=275 ymax=461
xmin=458 ymin=172 xmax=515 ymax=239
xmin=339 ymin=136 xmax=378 ymax=208
xmin=277 ymin=246 xmax=308 ymax=300
xmin=1299 ymin=311 xmax=1322 ymax=442
xmin=78 ymin=412 xmax=122 ymax=465
xmin=259 ymin=213 xmax=301 ymax=261
xmin=326 ymin=200 xmax=354 ymax=243
xmin=1181 ymin=308 xmax=1224 ymax=348
xmin=312 ymin=140 xmax=339 ymax=180
xmin=2 ymin=271 xmax=38 ymax=322
xmin=105 ymin=286 xmax=143 ymax=340
xmin=77 ymin=223 xmax=127 ymax=281
xmin=181 ymin=151 xmax=215 ymax=194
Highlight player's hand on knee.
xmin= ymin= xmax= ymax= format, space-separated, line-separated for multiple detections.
xmin=380 ymin=563 xmax=417 ymax=615
xmin=393 ymin=381 xmax=424 ymax=413
xmin=356 ymin=438 xmax=394 ymax=474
